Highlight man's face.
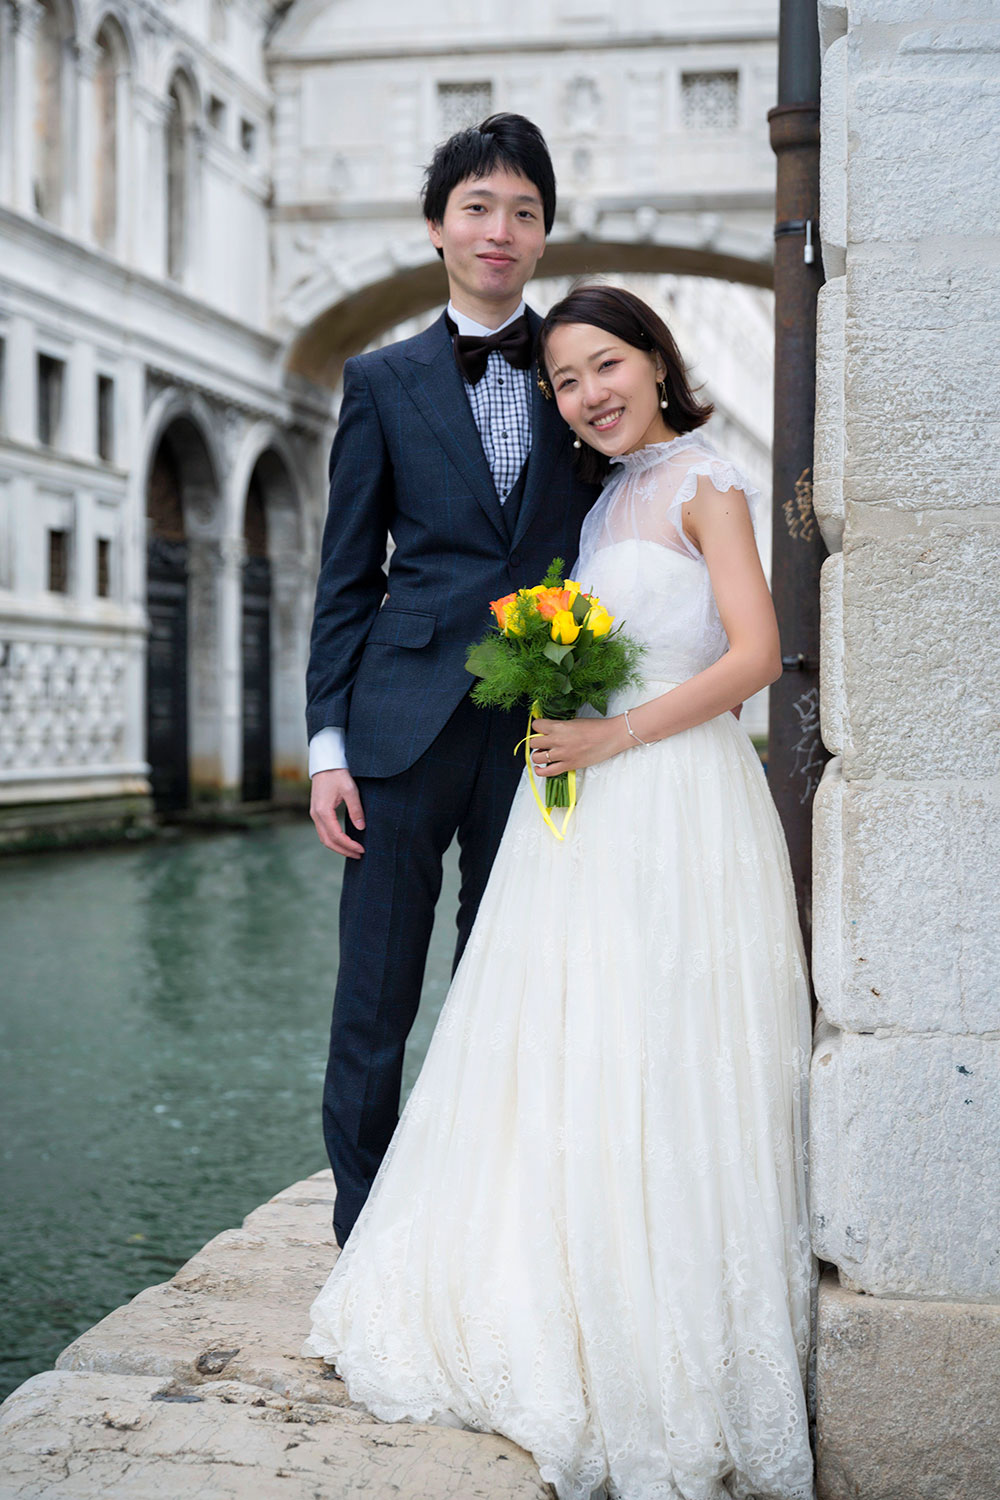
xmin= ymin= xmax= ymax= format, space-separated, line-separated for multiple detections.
xmin=427 ymin=168 xmax=547 ymax=312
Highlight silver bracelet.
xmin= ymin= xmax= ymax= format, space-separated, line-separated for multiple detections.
xmin=623 ymin=709 xmax=650 ymax=747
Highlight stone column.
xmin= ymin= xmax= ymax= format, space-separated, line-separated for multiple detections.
xmin=132 ymin=86 xmax=169 ymax=279
xmin=810 ymin=1 xmax=1000 ymax=1495
xmin=269 ymin=550 xmax=310 ymax=799
xmin=113 ymin=63 xmax=131 ymax=261
xmin=187 ymin=531 xmax=244 ymax=805
xmin=10 ymin=0 xmax=42 ymax=215
xmin=66 ymin=337 xmax=96 ymax=462
xmin=0 ymin=0 xmax=15 ymax=205
xmin=4 ymin=314 xmax=36 ymax=443
xmin=73 ymin=38 xmax=98 ymax=246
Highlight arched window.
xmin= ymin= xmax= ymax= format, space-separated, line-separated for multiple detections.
xmin=93 ymin=20 xmax=127 ymax=250
xmin=165 ymin=72 xmax=194 ymax=281
xmin=33 ymin=0 xmax=69 ymax=222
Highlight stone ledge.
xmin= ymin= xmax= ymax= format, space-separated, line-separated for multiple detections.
xmin=816 ymin=1273 xmax=1000 ymax=1500
xmin=0 ymin=1172 xmax=551 ymax=1498
xmin=0 ymin=1369 xmax=551 ymax=1499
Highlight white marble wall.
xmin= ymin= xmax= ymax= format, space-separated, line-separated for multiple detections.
xmin=811 ymin=0 xmax=1000 ymax=1489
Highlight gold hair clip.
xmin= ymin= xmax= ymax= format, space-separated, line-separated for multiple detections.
xmin=536 ymin=375 xmax=553 ymax=400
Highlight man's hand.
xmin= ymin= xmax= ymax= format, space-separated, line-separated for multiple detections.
xmin=310 ymin=769 xmax=365 ymax=858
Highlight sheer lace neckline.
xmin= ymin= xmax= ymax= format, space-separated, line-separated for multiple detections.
xmin=609 ymin=431 xmax=712 ymax=475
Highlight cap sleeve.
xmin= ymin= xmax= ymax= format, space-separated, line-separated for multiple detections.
xmin=665 ymin=458 xmax=762 ymax=560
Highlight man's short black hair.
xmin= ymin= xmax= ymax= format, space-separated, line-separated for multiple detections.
xmin=421 ymin=113 xmax=556 ymax=245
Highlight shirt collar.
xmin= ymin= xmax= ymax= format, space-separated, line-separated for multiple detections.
xmin=446 ymin=300 xmax=527 ymax=339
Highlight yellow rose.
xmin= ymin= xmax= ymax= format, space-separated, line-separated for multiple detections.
xmin=584 ymin=603 xmax=613 ymax=638
xmin=550 ymin=610 xmax=581 ymax=645
xmin=562 ymin=579 xmax=582 ymax=602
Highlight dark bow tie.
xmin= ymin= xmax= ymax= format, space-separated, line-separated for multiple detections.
xmin=447 ymin=314 xmax=533 ymax=385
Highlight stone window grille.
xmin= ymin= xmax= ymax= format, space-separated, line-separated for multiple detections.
xmin=681 ymin=71 xmax=739 ymax=131
xmin=48 ymin=529 xmax=69 ymax=593
xmin=97 ymin=374 xmax=115 ymax=462
xmin=37 ymin=354 xmax=65 ymax=448
xmin=96 ymin=538 xmax=111 ymax=598
xmin=437 ymin=83 xmax=493 ymax=138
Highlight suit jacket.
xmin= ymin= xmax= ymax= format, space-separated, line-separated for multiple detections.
xmin=306 ymin=308 xmax=599 ymax=780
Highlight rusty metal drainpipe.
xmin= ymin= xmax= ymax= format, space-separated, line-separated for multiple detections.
xmin=767 ymin=0 xmax=829 ymax=951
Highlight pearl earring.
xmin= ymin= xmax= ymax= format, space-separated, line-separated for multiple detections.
xmin=658 ymin=379 xmax=668 ymax=410
xmin=571 ymin=429 xmax=582 ymax=449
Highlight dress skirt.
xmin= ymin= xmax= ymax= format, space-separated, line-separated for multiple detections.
xmin=305 ymin=680 xmax=815 ymax=1500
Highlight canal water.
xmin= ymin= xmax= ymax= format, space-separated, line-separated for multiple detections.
xmin=0 ymin=821 xmax=458 ymax=1402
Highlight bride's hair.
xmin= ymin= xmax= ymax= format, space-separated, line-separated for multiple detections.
xmin=537 ymin=285 xmax=714 ymax=485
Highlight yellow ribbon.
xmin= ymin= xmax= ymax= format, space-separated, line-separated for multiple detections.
xmin=516 ymin=701 xmax=578 ymax=842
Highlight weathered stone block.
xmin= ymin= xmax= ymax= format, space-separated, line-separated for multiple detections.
xmin=819 ymin=38 xmax=847 ymax=278
xmin=56 ymin=1171 xmax=345 ymax=1404
xmin=0 ymin=1370 xmax=550 ymax=1499
xmin=818 ymin=0 xmax=848 ymax=57
xmin=840 ymin=509 xmax=1000 ymax=780
xmin=848 ymin=0 xmax=997 ymax=20
xmin=812 ymin=765 xmax=1000 ymax=1034
xmin=816 ymin=1273 xmax=1000 ymax=1500
xmin=847 ymin=75 xmax=1000 ymax=243
xmin=820 ymin=553 xmax=845 ymax=757
xmin=842 ymin=325 xmax=1000 ymax=495
xmin=810 ymin=761 xmax=843 ymax=1023
xmin=810 ymin=1028 xmax=1000 ymax=1298
xmin=813 ymin=277 xmax=845 ymax=552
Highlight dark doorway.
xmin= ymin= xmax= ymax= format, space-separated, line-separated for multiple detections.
xmin=241 ymin=470 xmax=272 ymax=802
xmin=146 ymin=439 xmax=189 ymax=812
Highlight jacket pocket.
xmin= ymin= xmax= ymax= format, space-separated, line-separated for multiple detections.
xmin=364 ymin=606 xmax=436 ymax=649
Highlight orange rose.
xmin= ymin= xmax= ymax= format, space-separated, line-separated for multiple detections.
xmin=490 ymin=592 xmax=516 ymax=630
xmin=535 ymin=587 xmax=574 ymax=620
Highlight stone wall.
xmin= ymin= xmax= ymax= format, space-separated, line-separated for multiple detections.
xmin=810 ymin=1 xmax=1000 ymax=1494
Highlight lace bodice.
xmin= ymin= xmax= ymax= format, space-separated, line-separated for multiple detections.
xmin=573 ymin=432 xmax=761 ymax=684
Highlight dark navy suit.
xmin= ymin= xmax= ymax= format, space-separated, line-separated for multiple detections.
xmin=307 ymin=308 xmax=597 ymax=1242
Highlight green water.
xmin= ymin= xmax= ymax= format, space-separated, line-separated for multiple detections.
xmin=0 ymin=821 xmax=458 ymax=1402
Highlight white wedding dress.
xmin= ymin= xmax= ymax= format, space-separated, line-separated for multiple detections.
xmin=305 ymin=433 xmax=815 ymax=1500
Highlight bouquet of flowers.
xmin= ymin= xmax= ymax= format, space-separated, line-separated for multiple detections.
xmin=465 ymin=558 xmax=644 ymax=838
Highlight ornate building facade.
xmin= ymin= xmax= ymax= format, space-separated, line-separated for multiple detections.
xmin=0 ymin=0 xmax=779 ymax=845
xmin=0 ymin=0 xmax=330 ymax=844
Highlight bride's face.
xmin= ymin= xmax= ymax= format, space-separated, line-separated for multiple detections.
xmin=545 ymin=322 xmax=673 ymax=458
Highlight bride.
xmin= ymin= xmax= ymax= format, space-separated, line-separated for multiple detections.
xmin=304 ymin=284 xmax=815 ymax=1500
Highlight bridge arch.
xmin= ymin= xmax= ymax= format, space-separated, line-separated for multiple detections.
xmin=284 ymin=231 xmax=773 ymax=390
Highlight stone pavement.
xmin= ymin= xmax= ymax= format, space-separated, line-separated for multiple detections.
xmin=0 ymin=1171 xmax=552 ymax=1498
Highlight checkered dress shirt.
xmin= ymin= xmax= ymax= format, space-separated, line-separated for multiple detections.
xmin=448 ymin=301 xmax=533 ymax=502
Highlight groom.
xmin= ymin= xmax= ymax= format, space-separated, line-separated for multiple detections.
xmin=307 ymin=114 xmax=597 ymax=1246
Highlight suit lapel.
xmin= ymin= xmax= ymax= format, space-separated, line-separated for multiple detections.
xmin=389 ymin=314 xmax=507 ymax=544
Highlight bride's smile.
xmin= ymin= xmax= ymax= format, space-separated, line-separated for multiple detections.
xmin=545 ymin=321 xmax=677 ymax=457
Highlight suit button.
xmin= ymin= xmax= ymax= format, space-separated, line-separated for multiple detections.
xmin=510 ymin=552 xmax=520 ymax=567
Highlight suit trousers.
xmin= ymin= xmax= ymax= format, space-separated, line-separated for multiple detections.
xmin=323 ymin=690 xmax=526 ymax=1243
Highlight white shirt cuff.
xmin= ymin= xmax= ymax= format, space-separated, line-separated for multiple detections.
xmin=309 ymin=727 xmax=348 ymax=776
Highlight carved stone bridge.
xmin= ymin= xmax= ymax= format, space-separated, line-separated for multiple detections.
xmin=265 ymin=0 xmax=779 ymax=386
